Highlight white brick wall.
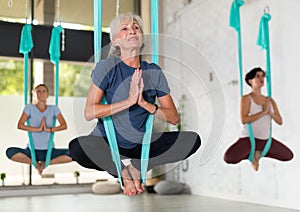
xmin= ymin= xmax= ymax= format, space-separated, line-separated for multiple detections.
xmin=160 ymin=0 xmax=300 ymax=210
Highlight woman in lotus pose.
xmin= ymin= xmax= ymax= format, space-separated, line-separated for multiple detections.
xmin=69 ymin=13 xmax=201 ymax=196
xmin=6 ymin=84 xmax=72 ymax=175
xmin=224 ymin=67 xmax=293 ymax=170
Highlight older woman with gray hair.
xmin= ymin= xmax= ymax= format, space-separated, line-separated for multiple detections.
xmin=69 ymin=13 xmax=201 ymax=196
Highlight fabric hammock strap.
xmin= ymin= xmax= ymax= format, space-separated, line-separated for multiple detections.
xmin=101 ymin=97 xmax=155 ymax=188
xmin=229 ymin=0 xmax=245 ymax=96
xmin=139 ymin=0 xmax=160 ymax=184
xmin=101 ymin=97 xmax=123 ymax=189
xmin=44 ymin=25 xmax=63 ymax=168
xmin=92 ymin=0 xmax=125 ymax=187
xmin=92 ymin=0 xmax=125 ymax=188
xmin=257 ymin=13 xmax=273 ymax=158
xmin=19 ymin=24 xmax=37 ymax=167
xmin=229 ymin=0 xmax=259 ymax=161
xmin=140 ymin=107 xmax=155 ymax=184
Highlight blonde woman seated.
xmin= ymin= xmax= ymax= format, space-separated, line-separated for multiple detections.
xmin=6 ymin=84 xmax=72 ymax=175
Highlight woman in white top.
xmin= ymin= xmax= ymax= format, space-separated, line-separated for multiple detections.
xmin=224 ymin=67 xmax=293 ymax=171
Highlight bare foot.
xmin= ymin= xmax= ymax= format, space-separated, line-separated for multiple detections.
xmin=37 ymin=162 xmax=45 ymax=175
xmin=35 ymin=162 xmax=41 ymax=173
xmin=127 ymin=165 xmax=145 ymax=195
xmin=255 ymin=151 xmax=262 ymax=161
xmin=251 ymin=159 xmax=259 ymax=171
xmin=251 ymin=151 xmax=261 ymax=171
xmin=122 ymin=168 xmax=137 ymax=196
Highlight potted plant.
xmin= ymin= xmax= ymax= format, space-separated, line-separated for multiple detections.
xmin=74 ymin=171 xmax=80 ymax=184
xmin=1 ymin=173 xmax=6 ymax=186
xmin=177 ymin=94 xmax=186 ymax=131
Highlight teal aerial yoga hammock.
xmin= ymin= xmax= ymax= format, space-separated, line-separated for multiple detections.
xmin=19 ymin=24 xmax=63 ymax=168
xmin=44 ymin=25 xmax=64 ymax=168
xmin=229 ymin=1 xmax=273 ymax=161
xmin=93 ymin=0 xmax=158 ymax=189
xmin=94 ymin=0 xmax=123 ymax=189
xmin=140 ymin=0 xmax=159 ymax=186
xmin=229 ymin=0 xmax=244 ymax=96
xmin=19 ymin=23 xmax=37 ymax=168
xmin=256 ymin=12 xmax=273 ymax=158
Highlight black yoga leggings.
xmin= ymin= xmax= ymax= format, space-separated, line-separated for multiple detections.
xmin=69 ymin=131 xmax=201 ymax=177
xmin=6 ymin=147 xmax=70 ymax=162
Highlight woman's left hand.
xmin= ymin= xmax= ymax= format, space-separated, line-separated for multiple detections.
xmin=137 ymin=76 xmax=146 ymax=107
xmin=41 ymin=117 xmax=52 ymax=132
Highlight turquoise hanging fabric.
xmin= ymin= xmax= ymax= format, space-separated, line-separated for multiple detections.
xmin=229 ymin=0 xmax=255 ymax=162
xmin=93 ymin=0 xmax=124 ymax=189
xmin=19 ymin=24 xmax=37 ymax=168
xmin=257 ymin=13 xmax=272 ymax=97
xmin=256 ymin=13 xmax=273 ymax=158
xmin=101 ymin=97 xmax=123 ymax=189
xmin=140 ymin=0 xmax=159 ymax=185
xmin=230 ymin=0 xmax=244 ymax=96
xmin=49 ymin=25 xmax=63 ymax=104
xmin=94 ymin=0 xmax=102 ymax=64
xmin=151 ymin=0 xmax=159 ymax=64
xmin=140 ymin=113 xmax=154 ymax=184
xmin=44 ymin=25 xmax=63 ymax=168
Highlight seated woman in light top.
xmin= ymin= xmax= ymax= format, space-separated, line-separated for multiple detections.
xmin=224 ymin=67 xmax=293 ymax=171
xmin=6 ymin=84 xmax=72 ymax=175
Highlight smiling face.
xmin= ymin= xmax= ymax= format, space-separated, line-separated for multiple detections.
xmin=112 ymin=18 xmax=143 ymax=51
xmin=34 ymin=85 xmax=49 ymax=103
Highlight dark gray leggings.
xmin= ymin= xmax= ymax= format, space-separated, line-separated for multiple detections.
xmin=6 ymin=147 xmax=70 ymax=162
xmin=69 ymin=131 xmax=201 ymax=177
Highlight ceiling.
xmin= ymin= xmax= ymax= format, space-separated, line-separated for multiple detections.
xmin=0 ymin=0 xmax=138 ymax=27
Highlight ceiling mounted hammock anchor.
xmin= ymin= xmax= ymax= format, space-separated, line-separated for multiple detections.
xmin=8 ymin=0 xmax=13 ymax=8
xmin=264 ymin=6 xmax=270 ymax=14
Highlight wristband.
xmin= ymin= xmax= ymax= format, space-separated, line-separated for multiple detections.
xmin=150 ymin=104 xmax=158 ymax=115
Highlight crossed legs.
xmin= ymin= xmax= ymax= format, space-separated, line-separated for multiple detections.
xmin=224 ymin=137 xmax=293 ymax=171
xmin=69 ymin=131 xmax=201 ymax=196
xmin=6 ymin=147 xmax=72 ymax=175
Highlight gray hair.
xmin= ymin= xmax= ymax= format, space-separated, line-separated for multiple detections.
xmin=108 ymin=12 xmax=144 ymax=58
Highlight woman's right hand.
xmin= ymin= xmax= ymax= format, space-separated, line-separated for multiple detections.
xmin=39 ymin=117 xmax=46 ymax=131
xmin=128 ymin=69 xmax=142 ymax=106
xmin=263 ymin=97 xmax=271 ymax=114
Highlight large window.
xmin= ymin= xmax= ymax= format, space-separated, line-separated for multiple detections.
xmin=59 ymin=61 xmax=92 ymax=97
xmin=0 ymin=58 xmax=91 ymax=97
xmin=0 ymin=58 xmax=24 ymax=95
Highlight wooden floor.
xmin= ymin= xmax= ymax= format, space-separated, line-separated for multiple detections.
xmin=1 ymin=193 xmax=299 ymax=212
